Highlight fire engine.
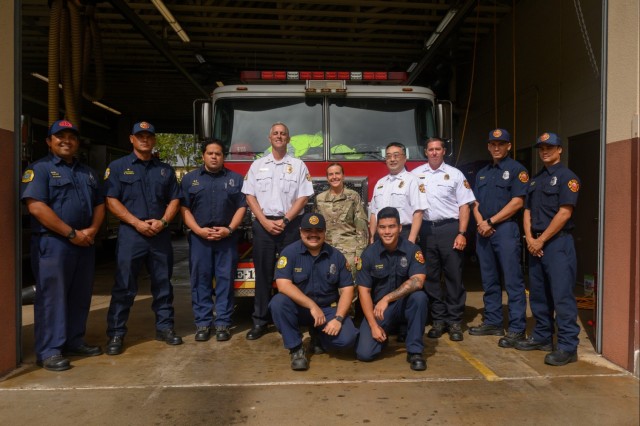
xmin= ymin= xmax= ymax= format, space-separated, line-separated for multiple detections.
xmin=194 ymin=70 xmax=452 ymax=296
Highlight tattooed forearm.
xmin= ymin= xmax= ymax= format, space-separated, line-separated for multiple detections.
xmin=385 ymin=275 xmax=424 ymax=303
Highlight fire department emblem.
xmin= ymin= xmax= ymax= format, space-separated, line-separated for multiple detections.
xmin=539 ymin=133 xmax=550 ymax=142
xmin=419 ymin=184 xmax=426 ymax=193
xmin=276 ymin=256 xmax=287 ymax=269
xmin=398 ymin=180 xmax=405 ymax=188
xmin=228 ymin=178 xmax=235 ymax=187
xmin=444 ymin=174 xmax=450 ymax=181
xmin=415 ymin=251 xmax=425 ymax=264
xmin=463 ymin=180 xmax=470 ymax=189
xmin=286 ymin=164 xmax=293 ymax=174
xmin=400 ymin=257 xmax=408 ymax=268
xmin=519 ymin=171 xmax=529 ymax=183
xmin=306 ymin=173 xmax=311 ymax=181
xmin=139 ymin=121 xmax=151 ymax=130
xmin=492 ymin=129 xmax=502 ymax=138
xmin=550 ymin=176 xmax=557 ymax=186
xmin=104 ymin=168 xmax=110 ymax=180
xmin=329 ymin=264 xmax=337 ymax=275
xmin=22 ymin=169 xmax=34 ymax=183
xmin=502 ymin=170 xmax=510 ymax=180
xmin=309 ymin=215 xmax=319 ymax=225
xmin=568 ymin=179 xmax=580 ymax=192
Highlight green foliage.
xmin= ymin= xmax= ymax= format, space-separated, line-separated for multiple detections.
xmin=154 ymin=133 xmax=201 ymax=170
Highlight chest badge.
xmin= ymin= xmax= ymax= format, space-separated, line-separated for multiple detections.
xmin=329 ymin=263 xmax=337 ymax=275
xmin=444 ymin=174 xmax=450 ymax=181
xmin=286 ymin=164 xmax=293 ymax=174
xmin=502 ymin=170 xmax=510 ymax=180
xmin=400 ymin=257 xmax=408 ymax=268
xmin=161 ymin=169 xmax=167 ymax=177
xmin=550 ymin=176 xmax=557 ymax=186
xmin=398 ymin=180 xmax=405 ymax=188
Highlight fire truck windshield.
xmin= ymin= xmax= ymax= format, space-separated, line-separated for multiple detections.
xmin=214 ymin=96 xmax=435 ymax=162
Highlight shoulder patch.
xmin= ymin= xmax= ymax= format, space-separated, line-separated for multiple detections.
xmin=22 ymin=169 xmax=34 ymax=183
xmin=518 ymin=171 xmax=529 ymax=183
xmin=568 ymin=179 xmax=580 ymax=193
xmin=415 ymin=250 xmax=425 ymax=264
xmin=463 ymin=180 xmax=470 ymax=189
xmin=104 ymin=168 xmax=110 ymax=180
xmin=276 ymin=256 xmax=287 ymax=269
xmin=306 ymin=173 xmax=311 ymax=181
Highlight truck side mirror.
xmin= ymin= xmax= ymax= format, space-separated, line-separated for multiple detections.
xmin=193 ymin=99 xmax=212 ymax=140
xmin=436 ymin=100 xmax=454 ymax=157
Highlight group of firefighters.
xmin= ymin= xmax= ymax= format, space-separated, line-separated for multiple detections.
xmin=21 ymin=119 xmax=581 ymax=372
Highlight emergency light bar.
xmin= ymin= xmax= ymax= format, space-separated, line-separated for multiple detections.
xmin=240 ymin=70 xmax=408 ymax=83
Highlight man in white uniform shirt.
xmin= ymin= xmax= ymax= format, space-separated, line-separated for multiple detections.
xmin=412 ymin=137 xmax=475 ymax=341
xmin=369 ymin=142 xmax=428 ymax=244
xmin=242 ymin=122 xmax=315 ymax=340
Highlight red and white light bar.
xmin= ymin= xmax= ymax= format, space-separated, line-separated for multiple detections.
xmin=240 ymin=70 xmax=408 ymax=83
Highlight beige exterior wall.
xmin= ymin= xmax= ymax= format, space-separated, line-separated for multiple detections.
xmin=603 ymin=0 xmax=640 ymax=375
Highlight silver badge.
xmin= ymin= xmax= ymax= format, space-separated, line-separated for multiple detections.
xmin=329 ymin=264 xmax=337 ymax=275
xmin=550 ymin=176 xmax=557 ymax=186
xmin=229 ymin=179 xmax=235 ymax=187
xmin=502 ymin=170 xmax=510 ymax=180
xmin=400 ymin=257 xmax=408 ymax=268
xmin=161 ymin=169 xmax=166 ymax=177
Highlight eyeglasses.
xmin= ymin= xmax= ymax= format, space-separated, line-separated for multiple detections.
xmin=385 ymin=153 xmax=405 ymax=160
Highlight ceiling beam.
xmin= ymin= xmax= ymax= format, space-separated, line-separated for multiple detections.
xmin=107 ymin=0 xmax=209 ymax=97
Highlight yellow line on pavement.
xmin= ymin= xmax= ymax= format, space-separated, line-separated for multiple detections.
xmin=445 ymin=339 xmax=502 ymax=381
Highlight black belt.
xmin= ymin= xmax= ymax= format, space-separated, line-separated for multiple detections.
xmin=265 ymin=215 xmax=284 ymax=220
xmin=423 ymin=218 xmax=457 ymax=227
xmin=533 ymin=230 xmax=572 ymax=241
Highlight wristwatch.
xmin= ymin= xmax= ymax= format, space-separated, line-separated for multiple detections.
xmin=486 ymin=218 xmax=494 ymax=227
xmin=283 ymin=217 xmax=290 ymax=226
xmin=225 ymin=226 xmax=234 ymax=235
xmin=160 ymin=218 xmax=169 ymax=228
xmin=66 ymin=229 xmax=76 ymax=239
xmin=335 ymin=315 xmax=344 ymax=323
xmin=457 ymin=231 xmax=466 ymax=237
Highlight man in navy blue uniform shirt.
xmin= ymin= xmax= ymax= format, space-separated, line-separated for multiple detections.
xmin=181 ymin=139 xmax=247 ymax=342
xmin=21 ymin=120 xmax=105 ymax=371
xmin=518 ymin=132 xmax=581 ymax=366
xmin=469 ymin=128 xmax=529 ymax=348
xmin=270 ymin=213 xmax=358 ymax=371
xmin=104 ymin=121 xmax=182 ymax=355
xmin=355 ymin=207 xmax=428 ymax=371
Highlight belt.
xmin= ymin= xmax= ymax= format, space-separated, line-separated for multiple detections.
xmin=533 ymin=230 xmax=572 ymax=241
xmin=265 ymin=215 xmax=284 ymax=220
xmin=423 ymin=218 xmax=457 ymax=227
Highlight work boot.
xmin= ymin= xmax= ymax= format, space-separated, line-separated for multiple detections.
xmin=514 ymin=336 xmax=553 ymax=352
xmin=427 ymin=322 xmax=446 ymax=338
xmin=155 ymin=328 xmax=183 ymax=345
xmin=308 ymin=328 xmax=325 ymax=355
xmin=498 ymin=331 xmax=526 ymax=348
xmin=37 ymin=354 xmax=71 ymax=372
xmin=448 ymin=323 xmax=463 ymax=341
xmin=215 ymin=326 xmax=231 ymax=342
xmin=468 ymin=323 xmax=505 ymax=336
xmin=195 ymin=326 xmax=211 ymax=342
xmin=290 ymin=346 xmax=309 ymax=371
xmin=544 ymin=350 xmax=578 ymax=366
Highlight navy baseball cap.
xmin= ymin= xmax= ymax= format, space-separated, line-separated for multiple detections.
xmin=535 ymin=132 xmax=562 ymax=147
xmin=488 ymin=128 xmax=511 ymax=143
xmin=300 ymin=213 xmax=326 ymax=230
xmin=132 ymin=121 xmax=156 ymax=135
xmin=48 ymin=119 xmax=79 ymax=136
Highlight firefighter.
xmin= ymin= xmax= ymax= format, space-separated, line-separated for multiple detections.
xmin=104 ymin=121 xmax=183 ymax=355
xmin=469 ymin=128 xmax=529 ymax=348
xmin=518 ymin=132 xmax=581 ymax=366
xmin=355 ymin=207 xmax=428 ymax=371
xmin=269 ymin=213 xmax=358 ymax=371
xmin=181 ymin=139 xmax=247 ymax=342
xmin=242 ymin=122 xmax=314 ymax=340
xmin=412 ymin=137 xmax=476 ymax=342
xmin=368 ymin=142 xmax=428 ymax=244
xmin=21 ymin=120 xmax=105 ymax=371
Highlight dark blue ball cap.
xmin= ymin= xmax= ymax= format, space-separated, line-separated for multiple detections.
xmin=488 ymin=128 xmax=511 ymax=143
xmin=300 ymin=212 xmax=326 ymax=230
xmin=132 ymin=121 xmax=156 ymax=135
xmin=48 ymin=119 xmax=79 ymax=136
xmin=535 ymin=132 xmax=562 ymax=146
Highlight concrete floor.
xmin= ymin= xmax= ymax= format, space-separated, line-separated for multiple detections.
xmin=1 ymin=236 xmax=638 ymax=425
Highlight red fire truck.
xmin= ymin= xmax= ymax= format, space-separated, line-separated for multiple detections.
xmin=194 ymin=70 xmax=451 ymax=296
